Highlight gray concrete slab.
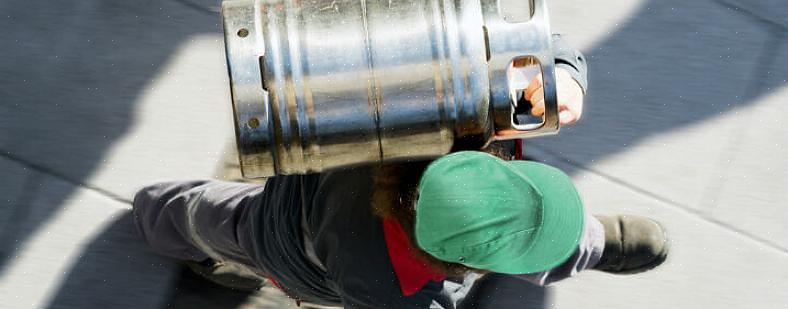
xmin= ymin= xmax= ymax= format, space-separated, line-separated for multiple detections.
xmin=0 ymin=1 xmax=232 ymax=300
xmin=0 ymin=157 xmax=33 ymax=244
xmin=0 ymin=0 xmax=218 ymax=180
xmin=539 ymin=166 xmax=788 ymax=308
xmin=704 ymin=38 xmax=788 ymax=250
xmin=0 ymin=0 xmax=231 ymax=200
xmin=548 ymin=0 xmax=646 ymax=50
xmin=84 ymin=33 xmax=234 ymax=198
xmin=706 ymin=85 xmax=788 ymax=251
xmin=0 ymin=174 xmax=179 ymax=308
xmin=529 ymin=0 xmax=788 ymax=216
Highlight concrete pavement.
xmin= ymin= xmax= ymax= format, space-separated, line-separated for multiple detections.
xmin=532 ymin=0 xmax=788 ymax=307
xmin=0 ymin=0 xmax=230 ymax=307
xmin=0 ymin=0 xmax=786 ymax=308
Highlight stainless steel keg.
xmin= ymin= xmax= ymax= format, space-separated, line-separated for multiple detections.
xmin=222 ymin=0 xmax=559 ymax=177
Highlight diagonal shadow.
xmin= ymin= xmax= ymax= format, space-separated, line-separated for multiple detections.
xmin=0 ymin=0 xmax=219 ymax=274
xmin=529 ymin=0 xmax=788 ymax=176
xmin=46 ymin=212 xmax=181 ymax=309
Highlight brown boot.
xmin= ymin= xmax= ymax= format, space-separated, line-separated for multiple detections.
xmin=593 ymin=215 xmax=669 ymax=274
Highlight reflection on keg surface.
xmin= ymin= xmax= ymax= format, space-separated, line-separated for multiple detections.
xmin=222 ymin=0 xmax=559 ymax=177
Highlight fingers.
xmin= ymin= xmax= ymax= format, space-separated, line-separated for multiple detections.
xmin=529 ymin=87 xmax=545 ymax=116
xmin=524 ymin=73 xmax=545 ymax=116
xmin=555 ymin=90 xmax=582 ymax=125
xmin=559 ymin=110 xmax=576 ymax=125
xmin=524 ymin=73 xmax=543 ymax=101
xmin=565 ymin=92 xmax=583 ymax=124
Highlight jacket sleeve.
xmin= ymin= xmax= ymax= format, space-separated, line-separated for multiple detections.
xmin=552 ymin=34 xmax=588 ymax=93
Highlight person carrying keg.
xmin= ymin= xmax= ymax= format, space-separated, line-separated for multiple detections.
xmin=131 ymin=33 xmax=668 ymax=308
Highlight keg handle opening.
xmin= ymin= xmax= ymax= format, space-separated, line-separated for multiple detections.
xmin=489 ymin=0 xmax=560 ymax=140
xmin=494 ymin=60 xmax=559 ymax=139
xmin=510 ymin=56 xmax=558 ymax=130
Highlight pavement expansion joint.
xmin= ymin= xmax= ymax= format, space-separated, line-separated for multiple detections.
xmin=714 ymin=0 xmax=788 ymax=32
xmin=529 ymin=144 xmax=788 ymax=256
xmin=0 ymin=149 xmax=133 ymax=205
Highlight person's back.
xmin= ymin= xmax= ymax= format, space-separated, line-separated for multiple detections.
xmin=305 ymin=166 xmax=449 ymax=307
xmin=133 ymin=153 xmax=668 ymax=308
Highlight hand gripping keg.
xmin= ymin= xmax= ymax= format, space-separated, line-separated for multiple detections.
xmin=222 ymin=0 xmax=559 ymax=177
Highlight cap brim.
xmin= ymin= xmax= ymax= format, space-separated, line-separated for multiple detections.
xmin=487 ymin=160 xmax=585 ymax=274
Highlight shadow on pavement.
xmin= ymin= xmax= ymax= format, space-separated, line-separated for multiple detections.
xmin=0 ymin=0 xmax=218 ymax=273
xmin=162 ymin=264 xmax=256 ymax=309
xmin=47 ymin=212 xmax=179 ymax=309
xmin=531 ymin=0 xmax=788 ymax=174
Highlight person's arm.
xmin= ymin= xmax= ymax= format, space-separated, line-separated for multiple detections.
xmin=552 ymin=34 xmax=588 ymax=93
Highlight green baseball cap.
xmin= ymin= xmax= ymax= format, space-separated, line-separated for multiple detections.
xmin=414 ymin=151 xmax=584 ymax=274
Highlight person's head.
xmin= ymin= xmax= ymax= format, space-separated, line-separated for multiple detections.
xmin=414 ymin=151 xmax=584 ymax=274
xmin=373 ymin=150 xmax=584 ymax=275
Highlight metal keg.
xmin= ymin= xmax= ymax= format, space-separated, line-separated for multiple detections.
xmin=222 ymin=0 xmax=559 ymax=177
